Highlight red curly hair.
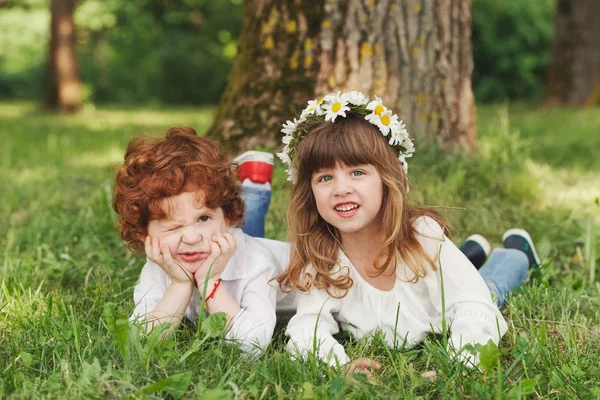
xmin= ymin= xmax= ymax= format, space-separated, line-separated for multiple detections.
xmin=113 ymin=126 xmax=245 ymax=253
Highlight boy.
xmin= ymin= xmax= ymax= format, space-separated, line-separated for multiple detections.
xmin=113 ymin=126 xmax=292 ymax=352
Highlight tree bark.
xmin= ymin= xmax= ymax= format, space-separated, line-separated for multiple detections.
xmin=208 ymin=0 xmax=476 ymax=154
xmin=44 ymin=0 xmax=82 ymax=112
xmin=545 ymin=0 xmax=600 ymax=107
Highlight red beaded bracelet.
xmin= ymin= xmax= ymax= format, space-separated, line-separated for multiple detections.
xmin=204 ymin=278 xmax=222 ymax=306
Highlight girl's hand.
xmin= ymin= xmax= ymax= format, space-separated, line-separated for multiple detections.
xmin=421 ymin=370 xmax=437 ymax=381
xmin=145 ymin=236 xmax=193 ymax=285
xmin=343 ymin=358 xmax=381 ymax=379
xmin=195 ymin=232 xmax=237 ymax=286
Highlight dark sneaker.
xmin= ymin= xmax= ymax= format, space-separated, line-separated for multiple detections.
xmin=503 ymin=228 xmax=541 ymax=269
xmin=460 ymin=234 xmax=491 ymax=270
xmin=233 ymin=151 xmax=274 ymax=184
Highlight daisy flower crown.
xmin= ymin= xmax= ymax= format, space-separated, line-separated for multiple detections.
xmin=277 ymin=91 xmax=415 ymax=183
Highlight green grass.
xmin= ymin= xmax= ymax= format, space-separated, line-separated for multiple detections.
xmin=1 ymin=101 xmax=599 ymax=399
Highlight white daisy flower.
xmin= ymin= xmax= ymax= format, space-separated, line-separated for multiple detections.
xmin=365 ymin=96 xmax=387 ymax=126
xmin=322 ymin=92 xmax=350 ymax=122
xmin=277 ymin=146 xmax=291 ymax=163
xmin=286 ymin=166 xmax=298 ymax=183
xmin=281 ymin=119 xmax=297 ymax=136
xmin=301 ymin=99 xmax=326 ymax=117
xmin=388 ymin=127 xmax=403 ymax=145
xmin=365 ymin=112 xmax=382 ymax=125
xmin=397 ymin=119 xmax=408 ymax=138
xmin=372 ymin=109 xmax=398 ymax=136
xmin=281 ymin=116 xmax=306 ymax=136
xmin=366 ymin=96 xmax=386 ymax=115
xmin=323 ymin=92 xmax=337 ymax=102
xmin=401 ymin=136 xmax=415 ymax=156
xmin=399 ymin=154 xmax=409 ymax=174
xmin=346 ymin=90 xmax=369 ymax=106
xmin=388 ymin=119 xmax=408 ymax=145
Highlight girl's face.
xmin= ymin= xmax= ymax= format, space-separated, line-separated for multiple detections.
xmin=147 ymin=191 xmax=229 ymax=273
xmin=311 ymin=162 xmax=384 ymax=239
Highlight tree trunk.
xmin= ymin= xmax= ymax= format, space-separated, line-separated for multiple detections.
xmin=545 ymin=0 xmax=600 ymax=106
xmin=44 ymin=0 xmax=82 ymax=112
xmin=208 ymin=0 xmax=476 ymax=154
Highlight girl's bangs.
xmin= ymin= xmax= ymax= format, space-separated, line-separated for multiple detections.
xmin=300 ymin=115 xmax=379 ymax=175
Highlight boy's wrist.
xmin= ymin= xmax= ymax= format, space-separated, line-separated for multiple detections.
xmin=203 ymin=277 xmax=223 ymax=308
xmin=169 ymin=280 xmax=195 ymax=291
xmin=196 ymin=266 xmax=222 ymax=281
xmin=197 ymin=273 xmax=221 ymax=289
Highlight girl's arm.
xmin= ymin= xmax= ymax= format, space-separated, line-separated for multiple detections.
xmin=416 ymin=217 xmax=508 ymax=367
xmin=286 ymin=283 xmax=349 ymax=367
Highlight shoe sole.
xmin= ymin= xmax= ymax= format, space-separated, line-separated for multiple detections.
xmin=502 ymin=228 xmax=541 ymax=267
xmin=233 ymin=150 xmax=274 ymax=165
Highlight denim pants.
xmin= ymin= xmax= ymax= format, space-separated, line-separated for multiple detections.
xmin=479 ymin=248 xmax=529 ymax=307
xmin=240 ymin=182 xmax=272 ymax=238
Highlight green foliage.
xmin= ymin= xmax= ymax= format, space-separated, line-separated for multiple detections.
xmin=0 ymin=0 xmax=242 ymax=104
xmin=1 ymin=102 xmax=599 ymax=397
xmin=478 ymin=340 xmax=500 ymax=372
xmin=2 ymin=0 xmax=559 ymax=104
xmin=77 ymin=0 xmax=243 ymax=104
xmin=0 ymin=6 xmax=49 ymax=98
xmin=472 ymin=0 xmax=555 ymax=102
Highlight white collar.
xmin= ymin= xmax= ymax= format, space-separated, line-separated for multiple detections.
xmin=338 ymin=248 xmax=415 ymax=282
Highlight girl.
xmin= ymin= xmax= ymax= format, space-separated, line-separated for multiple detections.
xmin=276 ymin=91 xmax=539 ymax=374
xmin=113 ymin=127 xmax=295 ymax=353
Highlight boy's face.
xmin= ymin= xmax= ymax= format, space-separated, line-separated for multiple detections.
xmin=147 ymin=191 xmax=229 ymax=273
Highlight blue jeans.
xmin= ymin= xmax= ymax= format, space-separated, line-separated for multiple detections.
xmin=240 ymin=182 xmax=272 ymax=238
xmin=479 ymin=248 xmax=529 ymax=307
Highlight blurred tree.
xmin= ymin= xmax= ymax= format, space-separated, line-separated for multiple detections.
xmin=207 ymin=0 xmax=477 ymax=154
xmin=44 ymin=0 xmax=82 ymax=112
xmin=0 ymin=1 xmax=49 ymax=99
xmin=472 ymin=0 xmax=554 ymax=103
xmin=545 ymin=0 xmax=600 ymax=106
xmin=74 ymin=0 xmax=242 ymax=104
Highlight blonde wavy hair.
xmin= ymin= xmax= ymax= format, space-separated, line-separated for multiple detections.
xmin=276 ymin=113 xmax=450 ymax=298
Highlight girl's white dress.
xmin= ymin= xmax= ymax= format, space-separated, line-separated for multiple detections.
xmin=286 ymin=217 xmax=507 ymax=366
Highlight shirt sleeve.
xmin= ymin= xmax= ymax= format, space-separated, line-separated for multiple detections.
xmin=130 ymin=259 xmax=169 ymax=322
xmin=254 ymin=237 xmax=291 ymax=276
xmin=225 ymin=264 xmax=278 ymax=354
xmin=285 ymin=281 xmax=350 ymax=367
xmin=415 ymin=217 xmax=508 ymax=367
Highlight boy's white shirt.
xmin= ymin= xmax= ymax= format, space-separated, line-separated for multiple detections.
xmin=131 ymin=227 xmax=295 ymax=353
xmin=285 ymin=216 xmax=509 ymax=368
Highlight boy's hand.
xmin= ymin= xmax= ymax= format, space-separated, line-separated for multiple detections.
xmin=195 ymin=232 xmax=237 ymax=286
xmin=145 ymin=236 xmax=193 ymax=285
